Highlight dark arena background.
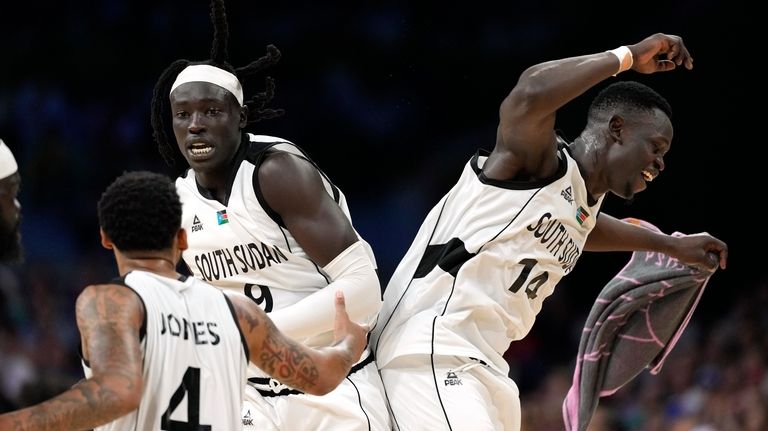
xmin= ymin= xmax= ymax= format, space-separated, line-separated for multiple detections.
xmin=0 ymin=1 xmax=763 ymax=429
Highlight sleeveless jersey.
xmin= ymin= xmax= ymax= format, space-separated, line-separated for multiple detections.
xmin=176 ymin=134 xmax=377 ymax=392
xmin=373 ymin=144 xmax=604 ymax=374
xmin=82 ymin=270 xmax=247 ymax=431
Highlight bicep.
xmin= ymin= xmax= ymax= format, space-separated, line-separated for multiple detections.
xmin=259 ymin=153 xmax=358 ymax=266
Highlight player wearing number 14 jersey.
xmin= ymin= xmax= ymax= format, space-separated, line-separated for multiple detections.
xmin=371 ymin=32 xmax=728 ymax=431
xmin=373 ymin=140 xmax=602 ymax=378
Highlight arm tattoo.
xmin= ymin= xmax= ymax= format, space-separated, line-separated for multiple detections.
xmin=0 ymin=284 xmax=145 ymax=430
xmin=258 ymin=318 xmax=320 ymax=389
xmin=236 ymin=298 xmax=321 ymax=391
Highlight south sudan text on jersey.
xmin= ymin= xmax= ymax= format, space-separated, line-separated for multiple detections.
xmin=192 ymin=241 xmax=288 ymax=282
xmin=526 ymin=211 xmax=581 ymax=273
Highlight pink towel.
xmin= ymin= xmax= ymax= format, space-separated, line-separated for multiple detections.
xmin=563 ymin=218 xmax=717 ymax=431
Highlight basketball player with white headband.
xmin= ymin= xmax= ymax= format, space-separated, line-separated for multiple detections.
xmin=0 ymin=139 xmax=23 ymax=263
xmin=150 ymin=1 xmax=389 ymax=430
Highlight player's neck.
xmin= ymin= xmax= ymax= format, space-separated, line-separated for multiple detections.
xmin=119 ymin=254 xmax=179 ymax=278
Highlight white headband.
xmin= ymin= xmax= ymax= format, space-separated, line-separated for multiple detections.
xmin=0 ymin=139 xmax=18 ymax=180
xmin=170 ymin=64 xmax=244 ymax=106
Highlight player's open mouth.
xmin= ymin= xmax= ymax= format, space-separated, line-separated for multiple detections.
xmin=641 ymin=170 xmax=655 ymax=182
xmin=189 ymin=143 xmax=214 ymax=157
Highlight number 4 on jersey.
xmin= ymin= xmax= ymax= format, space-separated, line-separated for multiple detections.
xmin=162 ymin=367 xmax=212 ymax=430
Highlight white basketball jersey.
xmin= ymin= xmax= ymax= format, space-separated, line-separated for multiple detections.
xmin=82 ymin=270 xmax=247 ymax=431
xmin=374 ymin=145 xmax=604 ymax=374
xmin=176 ymin=134 xmax=377 ymax=393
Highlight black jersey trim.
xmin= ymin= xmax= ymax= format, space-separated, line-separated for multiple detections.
xmin=430 ymin=318 xmax=454 ymax=430
xmin=222 ymin=293 xmax=250 ymax=363
xmin=248 ymin=137 xmax=342 ymax=229
xmin=80 ymin=275 xmax=147 ymax=367
xmin=113 ymin=275 xmax=148 ymax=343
xmin=473 ymin=146 xmax=569 ymax=189
xmin=414 ymin=238 xmax=475 ymax=279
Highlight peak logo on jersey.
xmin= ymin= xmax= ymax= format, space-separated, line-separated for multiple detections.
xmin=576 ymin=206 xmax=589 ymax=226
xmin=217 ymin=209 xmax=229 ymax=225
xmin=242 ymin=409 xmax=253 ymax=427
xmin=561 ymin=186 xmax=574 ymax=204
xmin=192 ymin=215 xmax=204 ymax=232
xmin=444 ymin=370 xmax=462 ymax=386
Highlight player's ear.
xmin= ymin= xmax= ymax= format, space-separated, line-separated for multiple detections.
xmin=177 ymin=228 xmax=188 ymax=251
xmin=239 ymin=105 xmax=249 ymax=129
xmin=100 ymin=228 xmax=114 ymax=250
xmin=609 ymin=115 xmax=624 ymax=142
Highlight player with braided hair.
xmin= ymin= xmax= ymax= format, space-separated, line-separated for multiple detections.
xmin=150 ymin=1 xmax=390 ymax=430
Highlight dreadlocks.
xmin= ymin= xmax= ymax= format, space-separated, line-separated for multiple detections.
xmin=151 ymin=0 xmax=284 ymax=171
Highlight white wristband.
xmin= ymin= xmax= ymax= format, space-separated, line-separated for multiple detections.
xmin=606 ymin=46 xmax=633 ymax=76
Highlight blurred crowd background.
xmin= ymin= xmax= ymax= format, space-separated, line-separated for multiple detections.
xmin=1 ymin=1 xmax=763 ymax=430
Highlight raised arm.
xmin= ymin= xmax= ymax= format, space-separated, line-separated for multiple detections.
xmin=257 ymin=151 xmax=382 ymax=340
xmin=229 ymin=290 xmax=367 ymax=395
xmin=0 ymin=284 xmax=144 ymax=431
xmin=488 ymin=33 xmax=693 ymax=181
xmin=586 ymin=213 xmax=728 ymax=270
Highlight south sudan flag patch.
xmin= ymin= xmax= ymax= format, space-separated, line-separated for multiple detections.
xmin=575 ymin=206 xmax=589 ymax=226
xmin=217 ymin=209 xmax=229 ymax=225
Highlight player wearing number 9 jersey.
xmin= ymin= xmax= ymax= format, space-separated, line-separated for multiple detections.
xmin=150 ymin=1 xmax=388 ymax=429
xmin=0 ymin=171 xmax=368 ymax=431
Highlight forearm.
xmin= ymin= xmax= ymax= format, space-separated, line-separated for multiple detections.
xmin=269 ymin=241 xmax=381 ymax=340
xmin=0 ymin=377 xmax=139 ymax=431
xmin=511 ymin=51 xmax=622 ymax=116
xmin=257 ymin=330 xmax=356 ymax=396
xmin=585 ymin=213 xmax=672 ymax=253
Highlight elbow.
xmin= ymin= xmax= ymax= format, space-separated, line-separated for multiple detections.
xmin=306 ymin=366 xmax=349 ymax=396
xmin=352 ymin=272 xmax=383 ymax=320
xmin=103 ymin=376 xmax=143 ymax=417
xmin=122 ymin=385 xmax=143 ymax=414
xmin=505 ymin=63 xmax=557 ymax=112
xmin=304 ymin=380 xmax=338 ymax=396
xmin=302 ymin=348 xmax=356 ymax=396
xmin=506 ymin=79 xmax=548 ymax=114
